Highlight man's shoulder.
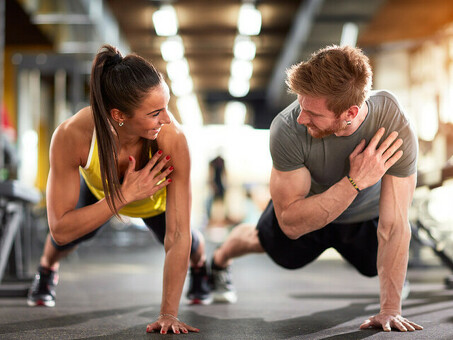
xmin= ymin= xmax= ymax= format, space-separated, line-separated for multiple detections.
xmin=270 ymin=100 xmax=301 ymax=132
xmin=368 ymin=89 xmax=410 ymax=124
xmin=369 ymin=90 xmax=402 ymax=110
xmin=369 ymin=89 xmax=397 ymax=99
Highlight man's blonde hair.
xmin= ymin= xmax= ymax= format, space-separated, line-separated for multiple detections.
xmin=286 ymin=45 xmax=373 ymax=116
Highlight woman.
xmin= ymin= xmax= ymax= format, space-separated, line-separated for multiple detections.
xmin=27 ymin=45 xmax=211 ymax=334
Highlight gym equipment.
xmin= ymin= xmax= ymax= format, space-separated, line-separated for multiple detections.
xmin=0 ymin=180 xmax=40 ymax=297
xmin=411 ymin=162 xmax=453 ymax=288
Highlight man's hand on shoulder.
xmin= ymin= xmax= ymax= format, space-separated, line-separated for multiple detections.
xmin=348 ymin=127 xmax=403 ymax=190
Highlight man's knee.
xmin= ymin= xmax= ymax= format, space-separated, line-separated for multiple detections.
xmin=356 ymin=267 xmax=378 ymax=278
xmin=230 ymin=223 xmax=263 ymax=252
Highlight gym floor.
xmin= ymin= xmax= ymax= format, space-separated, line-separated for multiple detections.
xmin=1 ymin=226 xmax=452 ymax=340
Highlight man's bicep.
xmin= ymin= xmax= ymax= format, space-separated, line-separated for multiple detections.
xmin=269 ymin=116 xmax=305 ymax=172
xmin=270 ymin=166 xmax=311 ymax=212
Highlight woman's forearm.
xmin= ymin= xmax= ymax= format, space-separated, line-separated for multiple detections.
xmin=160 ymin=232 xmax=191 ymax=315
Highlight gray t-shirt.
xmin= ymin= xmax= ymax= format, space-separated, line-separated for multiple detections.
xmin=269 ymin=90 xmax=418 ymax=223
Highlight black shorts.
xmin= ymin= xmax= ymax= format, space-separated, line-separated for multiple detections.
xmin=50 ymin=176 xmax=200 ymax=254
xmin=257 ymin=200 xmax=379 ymax=277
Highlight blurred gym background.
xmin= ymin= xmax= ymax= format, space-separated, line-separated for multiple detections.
xmin=1 ymin=0 xmax=453 ymax=290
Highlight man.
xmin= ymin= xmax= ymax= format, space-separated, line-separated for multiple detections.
xmin=210 ymin=45 xmax=423 ymax=332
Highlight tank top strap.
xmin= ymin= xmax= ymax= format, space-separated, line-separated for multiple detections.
xmin=83 ymin=129 xmax=96 ymax=170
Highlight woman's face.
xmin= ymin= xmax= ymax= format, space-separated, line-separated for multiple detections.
xmin=127 ymin=82 xmax=172 ymax=140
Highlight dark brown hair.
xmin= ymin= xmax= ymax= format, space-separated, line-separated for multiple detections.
xmin=89 ymin=44 xmax=163 ymax=216
xmin=286 ymin=45 xmax=373 ymax=116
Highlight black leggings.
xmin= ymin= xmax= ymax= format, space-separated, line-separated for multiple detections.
xmin=50 ymin=176 xmax=200 ymax=255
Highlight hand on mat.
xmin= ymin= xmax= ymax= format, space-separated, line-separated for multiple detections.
xmin=360 ymin=312 xmax=423 ymax=332
xmin=146 ymin=315 xmax=200 ymax=334
xmin=349 ymin=127 xmax=403 ymax=190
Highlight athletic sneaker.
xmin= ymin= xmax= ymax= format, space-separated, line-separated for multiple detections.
xmin=402 ymin=279 xmax=410 ymax=300
xmin=186 ymin=263 xmax=212 ymax=305
xmin=210 ymin=261 xmax=237 ymax=304
xmin=27 ymin=266 xmax=59 ymax=307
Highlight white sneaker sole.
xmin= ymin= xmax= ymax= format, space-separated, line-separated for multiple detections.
xmin=27 ymin=299 xmax=55 ymax=307
xmin=213 ymin=291 xmax=237 ymax=304
xmin=188 ymin=296 xmax=213 ymax=305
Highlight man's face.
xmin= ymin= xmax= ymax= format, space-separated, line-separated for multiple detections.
xmin=296 ymin=94 xmax=345 ymax=138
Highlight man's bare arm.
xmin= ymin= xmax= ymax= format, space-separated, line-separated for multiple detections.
xmin=359 ymin=173 xmax=423 ymax=332
xmin=271 ymin=128 xmax=403 ymax=239
xmin=270 ymin=166 xmax=358 ymax=239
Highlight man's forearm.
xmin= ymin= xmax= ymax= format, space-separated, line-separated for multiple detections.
xmin=278 ymin=176 xmax=359 ymax=239
xmin=377 ymin=221 xmax=411 ymax=314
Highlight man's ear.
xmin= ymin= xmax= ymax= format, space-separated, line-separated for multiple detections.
xmin=345 ymin=105 xmax=360 ymax=121
xmin=110 ymin=108 xmax=125 ymax=125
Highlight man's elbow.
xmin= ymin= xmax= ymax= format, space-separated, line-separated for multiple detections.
xmin=378 ymin=220 xmax=412 ymax=242
xmin=278 ymin=212 xmax=303 ymax=239
xmin=280 ymin=223 xmax=301 ymax=240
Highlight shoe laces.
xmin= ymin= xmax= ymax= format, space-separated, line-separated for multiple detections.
xmin=213 ymin=268 xmax=231 ymax=287
xmin=32 ymin=269 xmax=57 ymax=293
xmin=190 ymin=266 xmax=207 ymax=284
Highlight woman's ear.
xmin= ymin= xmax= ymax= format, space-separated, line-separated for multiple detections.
xmin=110 ymin=108 xmax=125 ymax=125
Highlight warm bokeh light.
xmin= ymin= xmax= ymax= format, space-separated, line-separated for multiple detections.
xmin=228 ymin=77 xmax=250 ymax=98
xmin=152 ymin=5 xmax=178 ymax=37
xmin=160 ymin=36 xmax=184 ymax=62
xmin=225 ymin=101 xmax=247 ymax=126
xmin=166 ymin=58 xmax=190 ymax=82
xmin=233 ymin=36 xmax=256 ymax=61
xmin=238 ymin=4 xmax=262 ymax=36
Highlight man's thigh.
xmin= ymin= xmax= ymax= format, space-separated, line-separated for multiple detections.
xmin=331 ymin=218 xmax=379 ymax=277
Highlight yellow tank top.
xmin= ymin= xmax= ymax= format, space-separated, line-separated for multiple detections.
xmin=79 ymin=130 xmax=166 ymax=218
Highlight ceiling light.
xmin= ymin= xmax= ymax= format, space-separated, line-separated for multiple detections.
xmin=171 ymin=77 xmax=193 ymax=97
xmin=233 ymin=36 xmax=256 ymax=61
xmin=166 ymin=58 xmax=189 ymax=82
xmin=238 ymin=4 xmax=262 ymax=36
xmin=33 ymin=13 xmax=91 ymax=25
xmin=340 ymin=22 xmax=358 ymax=47
xmin=225 ymin=101 xmax=247 ymax=126
xmin=229 ymin=77 xmax=250 ymax=97
xmin=59 ymin=41 xmax=99 ymax=54
xmin=161 ymin=36 xmax=184 ymax=62
xmin=152 ymin=5 xmax=178 ymax=36
xmin=231 ymin=59 xmax=253 ymax=80
xmin=177 ymin=94 xmax=203 ymax=127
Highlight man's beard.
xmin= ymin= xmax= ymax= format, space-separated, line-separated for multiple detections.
xmin=306 ymin=119 xmax=345 ymax=139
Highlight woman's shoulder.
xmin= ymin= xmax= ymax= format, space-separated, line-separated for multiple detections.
xmin=158 ymin=115 xmax=187 ymax=149
xmin=54 ymin=106 xmax=93 ymax=137
xmin=51 ymin=106 xmax=94 ymax=166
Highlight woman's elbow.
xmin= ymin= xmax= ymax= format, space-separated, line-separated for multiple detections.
xmin=48 ymin=222 xmax=68 ymax=246
xmin=163 ymin=229 xmax=191 ymax=252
